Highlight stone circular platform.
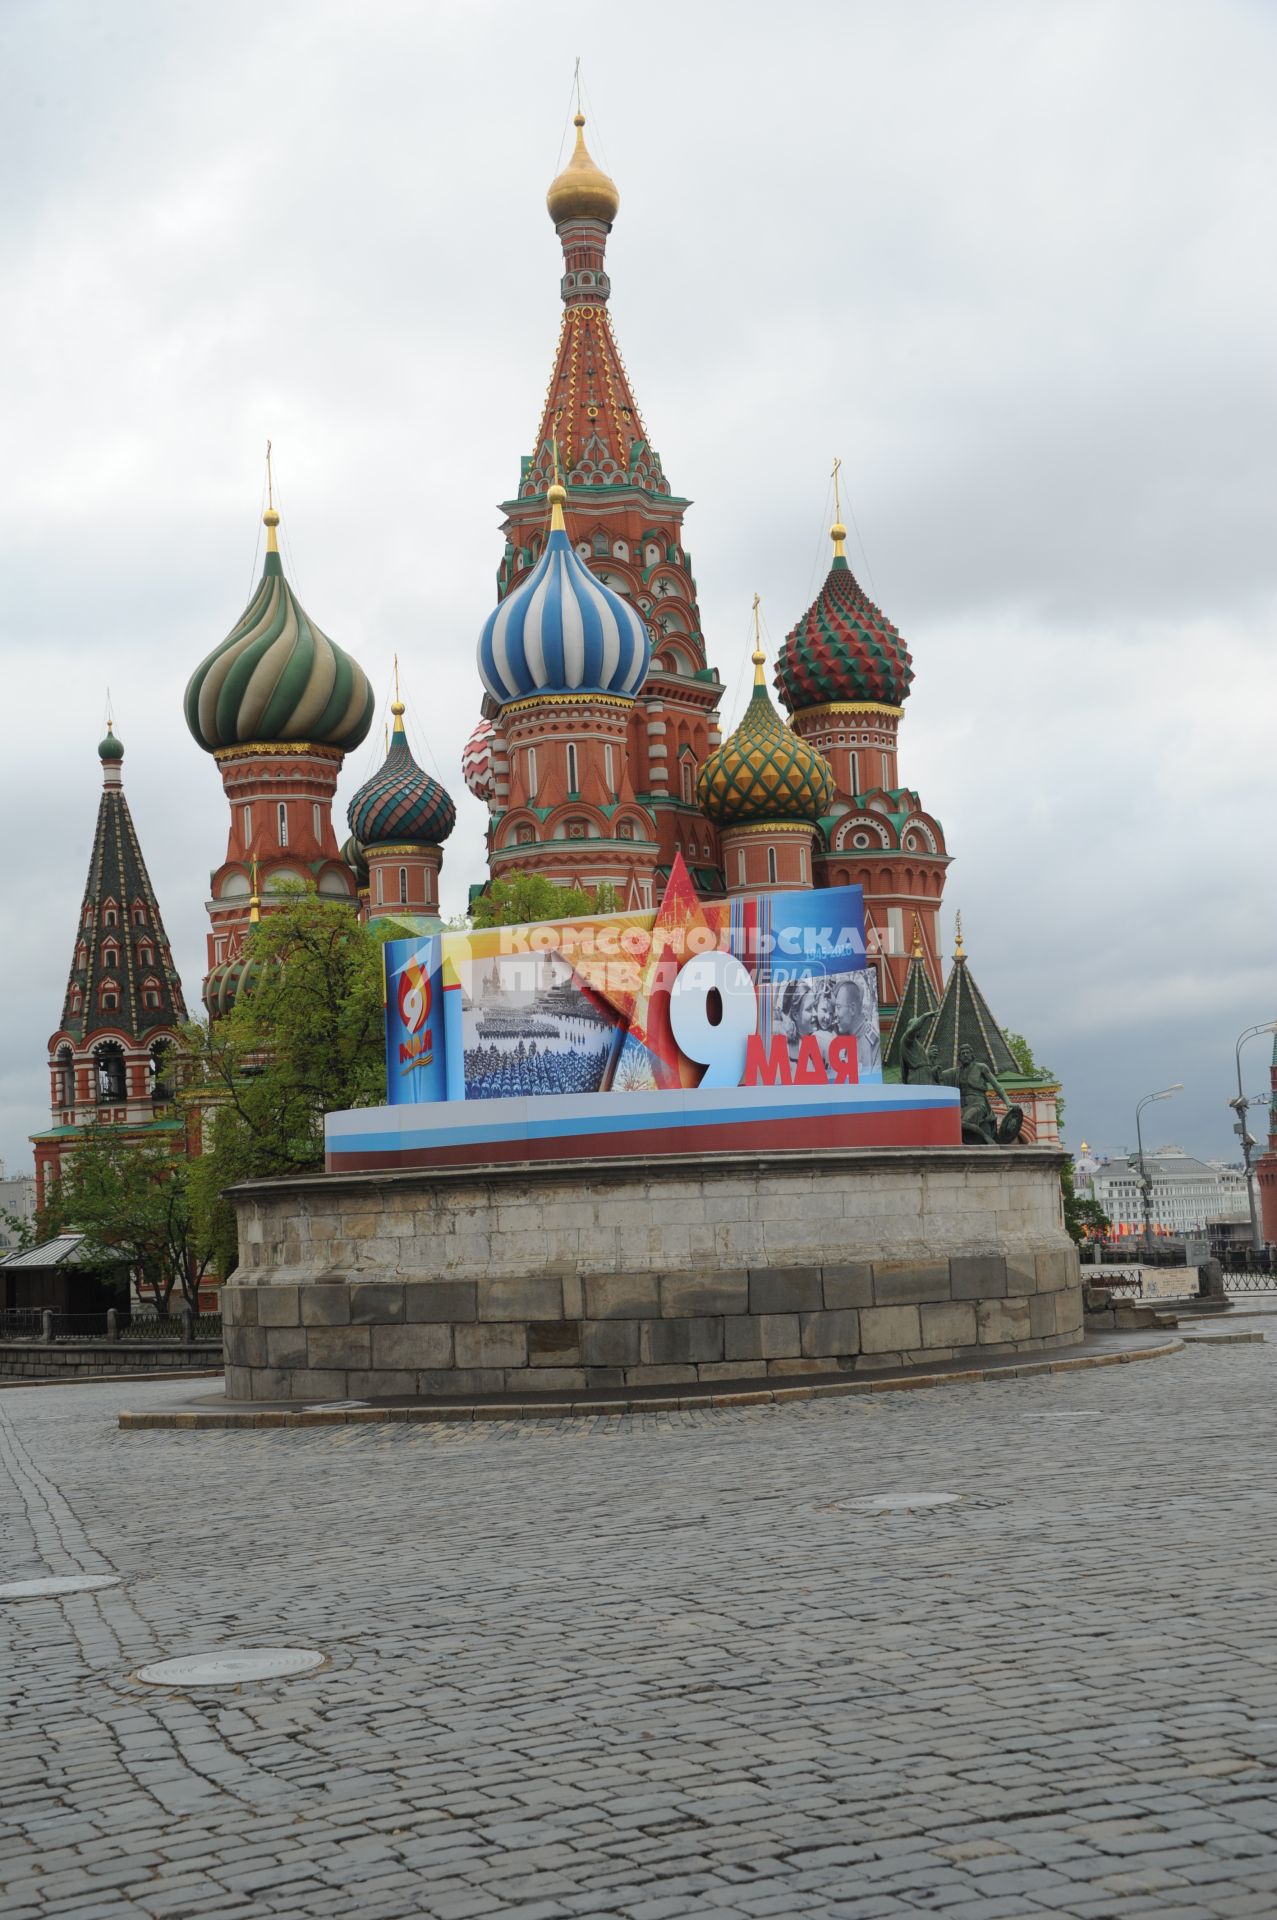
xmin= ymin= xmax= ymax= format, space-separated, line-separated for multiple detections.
xmin=221 ymin=1146 xmax=1083 ymax=1403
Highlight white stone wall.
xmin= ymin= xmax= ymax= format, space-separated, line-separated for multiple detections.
xmin=222 ymin=1150 xmax=1082 ymax=1402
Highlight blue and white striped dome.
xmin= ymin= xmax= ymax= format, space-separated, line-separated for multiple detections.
xmin=478 ymin=493 xmax=651 ymax=706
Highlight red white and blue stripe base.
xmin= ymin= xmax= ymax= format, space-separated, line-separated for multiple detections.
xmin=325 ymin=1083 xmax=961 ymax=1174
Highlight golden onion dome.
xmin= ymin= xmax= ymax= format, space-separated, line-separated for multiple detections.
xmin=546 ymin=114 xmax=620 ymax=227
xmin=698 ymin=645 xmax=835 ymax=829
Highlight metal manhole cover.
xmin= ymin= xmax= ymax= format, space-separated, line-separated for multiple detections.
xmin=135 ymin=1648 xmax=325 ymax=1688
xmin=841 ymin=1493 xmax=962 ymax=1512
xmin=0 ymin=1574 xmax=121 ymax=1601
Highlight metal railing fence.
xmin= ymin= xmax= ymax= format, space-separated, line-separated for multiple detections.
xmin=0 ymin=1308 xmax=222 ymax=1344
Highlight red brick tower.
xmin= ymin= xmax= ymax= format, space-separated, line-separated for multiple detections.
xmin=1257 ymin=1031 xmax=1277 ymax=1248
xmin=32 ymin=728 xmax=189 ymax=1209
xmin=776 ymin=482 xmax=950 ymax=1029
xmin=478 ymin=114 xmax=725 ymax=903
xmin=184 ymin=498 xmax=375 ymax=1013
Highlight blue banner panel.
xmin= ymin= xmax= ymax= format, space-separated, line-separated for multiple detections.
xmin=383 ymin=936 xmax=446 ymax=1107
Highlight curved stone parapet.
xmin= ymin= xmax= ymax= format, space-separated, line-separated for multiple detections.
xmin=221 ymin=1147 xmax=1082 ymax=1403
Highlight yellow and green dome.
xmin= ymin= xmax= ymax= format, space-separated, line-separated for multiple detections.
xmin=698 ymin=648 xmax=834 ymax=828
xmin=184 ymin=508 xmax=375 ymax=755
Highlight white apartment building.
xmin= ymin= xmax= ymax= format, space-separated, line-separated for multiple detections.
xmin=0 ymin=1162 xmax=37 ymax=1253
xmin=1085 ymin=1145 xmax=1251 ymax=1236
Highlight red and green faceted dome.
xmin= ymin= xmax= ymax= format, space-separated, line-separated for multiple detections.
xmin=775 ymin=556 xmax=914 ymax=713
xmin=347 ymin=708 xmax=456 ymax=850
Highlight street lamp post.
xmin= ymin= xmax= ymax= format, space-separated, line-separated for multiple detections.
xmin=1231 ymin=1022 xmax=1277 ymax=1255
xmin=1135 ymin=1085 xmax=1183 ymax=1265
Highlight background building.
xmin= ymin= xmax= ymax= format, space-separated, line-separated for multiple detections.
xmin=1085 ymin=1145 xmax=1252 ymax=1238
xmin=0 ymin=1163 xmax=36 ymax=1254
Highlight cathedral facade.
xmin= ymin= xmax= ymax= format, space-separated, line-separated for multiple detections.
xmin=37 ymin=104 xmax=1070 ymax=1178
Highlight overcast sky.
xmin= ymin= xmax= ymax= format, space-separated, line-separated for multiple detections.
xmin=3 ymin=0 xmax=1274 ymax=1178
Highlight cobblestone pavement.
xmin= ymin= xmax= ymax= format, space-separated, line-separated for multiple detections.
xmin=2 ymin=1339 xmax=1277 ymax=1918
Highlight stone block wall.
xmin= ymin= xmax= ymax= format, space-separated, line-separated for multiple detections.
xmin=222 ymin=1148 xmax=1082 ymax=1402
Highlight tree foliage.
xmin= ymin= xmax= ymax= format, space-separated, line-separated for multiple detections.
xmin=40 ymin=1125 xmax=213 ymax=1312
xmin=468 ymin=875 xmax=623 ymax=929
xmin=186 ymin=889 xmax=391 ymax=1273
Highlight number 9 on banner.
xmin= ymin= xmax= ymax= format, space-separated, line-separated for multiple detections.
xmin=669 ymin=951 xmax=758 ymax=1087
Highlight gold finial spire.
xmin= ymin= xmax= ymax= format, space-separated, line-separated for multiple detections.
xmin=953 ymin=910 xmax=965 ymax=961
xmin=546 ymin=101 xmax=620 ymax=227
xmin=911 ymin=913 xmax=923 ymax=960
xmin=392 ymin=654 xmax=405 ymax=720
xmin=548 ymin=438 xmax=567 ymax=531
xmin=249 ymin=857 xmax=261 ymax=924
xmin=830 ymin=455 xmax=847 ymax=560
xmin=751 ymin=593 xmax=766 ymax=686
xmin=263 ymin=438 xmax=279 ymax=552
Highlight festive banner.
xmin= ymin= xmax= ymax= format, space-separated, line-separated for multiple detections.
xmin=383 ymin=856 xmax=880 ymax=1106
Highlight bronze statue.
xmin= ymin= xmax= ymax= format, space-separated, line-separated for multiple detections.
xmin=898 ymin=1021 xmax=1023 ymax=1144
xmin=898 ymin=1014 xmax=940 ymax=1085
xmin=947 ymin=1043 xmax=1024 ymax=1145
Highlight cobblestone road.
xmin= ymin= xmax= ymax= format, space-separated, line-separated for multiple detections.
xmin=3 ymin=1336 xmax=1277 ymax=1918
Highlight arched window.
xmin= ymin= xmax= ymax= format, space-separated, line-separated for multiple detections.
xmin=55 ymin=1046 xmax=74 ymax=1107
xmin=242 ymin=804 xmax=252 ymax=844
xmin=144 ymin=989 xmax=160 ymax=1009
xmin=103 ymin=948 xmax=118 ymax=970
xmin=880 ymin=752 xmax=890 ymax=787
xmin=681 ymin=761 xmax=694 ymax=804
xmin=799 ymin=845 xmax=807 ymax=883
xmin=566 ymin=742 xmax=579 ymax=794
xmin=592 ymin=530 xmax=609 ymax=556
xmin=104 ymin=908 xmax=117 ymax=927
xmin=313 ymin=803 xmax=321 ymax=842
xmin=767 ymin=846 xmax=778 ymax=885
xmin=102 ymin=993 xmax=118 ymax=1013
xmin=604 ymin=743 xmax=615 ymax=794
xmin=737 ymin=847 xmax=746 ymax=887
xmin=138 ymin=944 xmax=153 ymax=967
xmin=527 ymin=747 xmax=538 ymax=798
xmin=277 ymin=802 xmax=289 ymax=847
xmin=848 ymin=750 xmax=860 ymax=794
xmin=93 ymin=1042 xmax=125 ymax=1101
xmin=133 ymin=905 xmax=145 ymax=927
xmin=376 ymin=867 xmax=384 ymax=904
xmin=398 ymin=867 xmax=408 ymax=904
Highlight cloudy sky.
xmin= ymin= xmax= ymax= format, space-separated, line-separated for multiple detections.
xmin=3 ymin=0 xmax=1274 ymax=1178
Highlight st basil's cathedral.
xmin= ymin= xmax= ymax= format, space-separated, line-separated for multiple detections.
xmin=32 ymin=108 xmax=1063 ymax=1203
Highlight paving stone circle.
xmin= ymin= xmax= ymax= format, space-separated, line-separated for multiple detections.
xmin=0 ymin=1573 xmax=120 ymax=1601
xmin=134 ymin=1647 xmax=326 ymax=1688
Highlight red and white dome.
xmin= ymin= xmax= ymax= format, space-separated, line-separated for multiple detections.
xmin=462 ymin=717 xmax=494 ymax=803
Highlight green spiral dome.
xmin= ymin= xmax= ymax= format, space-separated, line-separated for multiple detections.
xmin=184 ymin=516 xmax=375 ymax=754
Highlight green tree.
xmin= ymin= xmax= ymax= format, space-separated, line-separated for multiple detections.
xmin=1003 ymin=1028 xmax=1066 ymax=1131
xmin=0 ymin=1208 xmax=37 ymax=1254
xmin=186 ymin=889 xmax=391 ymax=1273
xmin=468 ymin=875 xmax=623 ymax=929
xmin=43 ymin=1126 xmax=214 ymax=1312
